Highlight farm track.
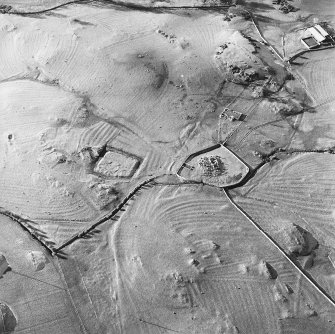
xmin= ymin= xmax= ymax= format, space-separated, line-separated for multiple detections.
xmin=231 ymin=118 xmax=283 ymax=151
xmin=217 ymin=87 xmax=247 ymax=142
xmin=222 ymin=98 xmax=263 ymax=147
xmin=243 ymin=9 xmax=284 ymax=62
xmin=8 ymin=0 xmax=233 ymax=16
xmin=56 ymin=259 xmax=89 ymax=334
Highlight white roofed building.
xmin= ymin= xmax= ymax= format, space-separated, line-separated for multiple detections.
xmin=307 ymin=27 xmax=326 ymax=44
xmin=314 ymin=24 xmax=329 ymax=38
xmin=301 ymin=24 xmax=332 ymax=49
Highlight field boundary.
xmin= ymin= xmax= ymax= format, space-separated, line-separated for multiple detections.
xmin=54 ymin=174 xmax=167 ymax=253
xmin=8 ymin=0 xmax=234 ymax=16
xmin=288 ymin=45 xmax=335 ymax=64
xmin=176 ymin=144 xmax=221 ymax=177
xmin=9 ymin=0 xmax=93 ymax=15
xmin=0 ymin=207 xmax=55 ymax=255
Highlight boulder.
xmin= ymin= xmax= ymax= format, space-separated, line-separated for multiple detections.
xmin=283 ymin=224 xmax=318 ymax=256
xmin=0 ymin=302 xmax=17 ymax=333
xmin=0 ymin=255 xmax=9 ymax=277
xmin=26 ymin=251 xmax=49 ymax=271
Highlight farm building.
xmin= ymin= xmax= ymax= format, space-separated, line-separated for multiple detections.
xmin=0 ymin=302 xmax=16 ymax=333
xmin=220 ymin=108 xmax=245 ymax=121
xmin=314 ymin=24 xmax=329 ymax=38
xmin=307 ymin=26 xmax=326 ymax=43
xmin=301 ymin=24 xmax=332 ymax=49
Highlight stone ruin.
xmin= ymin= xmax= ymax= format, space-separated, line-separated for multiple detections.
xmin=199 ymin=156 xmax=226 ymax=177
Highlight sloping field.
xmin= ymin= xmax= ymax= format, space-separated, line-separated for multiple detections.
xmin=101 ymin=185 xmax=335 ymax=333
xmin=280 ymin=318 xmax=335 ymax=334
xmin=0 ymin=80 xmax=98 ymax=220
xmin=240 ymin=0 xmax=307 ymax=61
xmin=294 ymin=49 xmax=335 ymax=106
xmin=0 ymin=5 xmax=269 ymax=143
xmin=0 ymin=78 xmax=173 ymax=247
xmin=44 ymin=183 xmax=335 ymax=333
xmin=289 ymin=49 xmax=335 ymax=150
xmin=57 ymin=248 xmax=121 ymax=334
xmin=299 ymin=0 xmax=335 ymax=16
xmin=236 ymin=153 xmax=335 ymax=252
xmin=289 ymin=100 xmax=335 ymax=150
xmin=1 ymin=1 xmax=335 ymax=333
xmin=0 ymin=3 xmax=274 ymax=248
xmin=0 ymin=214 xmax=83 ymax=334
xmin=235 ymin=194 xmax=335 ymax=306
xmin=0 ymin=7 xmax=195 ymax=142
xmin=226 ymin=97 xmax=301 ymax=167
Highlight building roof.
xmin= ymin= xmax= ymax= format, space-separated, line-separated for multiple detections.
xmin=221 ymin=108 xmax=243 ymax=119
xmin=314 ymin=24 xmax=329 ymax=37
xmin=307 ymin=27 xmax=326 ymax=43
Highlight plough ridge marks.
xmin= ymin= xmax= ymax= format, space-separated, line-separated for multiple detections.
xmin=55 ymin=175 xmax=164 ymax=253
xmin=107 ymin=184 xmax=335 ymax=332
xmin=0 ymin=73 xmax=174 ymax=247
xmin=234 ymin=196 xmax=335 ymax=262
xmin=32 ymin=150 xmax=335 ymax=328
xmin=1 ymin=2 xmax=335 ymax=332
xmin=224 ymin=189 xmax=335 ymax=311
xmin=294 ymin=49 xmax=335 ymax=105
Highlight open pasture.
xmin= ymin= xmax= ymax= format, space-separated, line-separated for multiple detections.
xmin=0 ymin=1 xmax=334 ymax=333
xmin=99 ymin=184 xmax=335 ymax=333
xmin=0 ymin=78 xmax=172 ymax=247
xmin=293 ymin=49 xmax=335 ymax=106
xmin=288 ymin=49 xmax=335 ymax=150
xmin=0 ymin=3 xmax=276 ymax=248
xmin=0 ymin=215 xmax=82 ymax=334
xmin=225 ymin=97 xmax=301 ymax=168
xmin=235 ymin=192 xmax=335 ymax=303
xmin=236 ymin=153 xmax=335 ymax=249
